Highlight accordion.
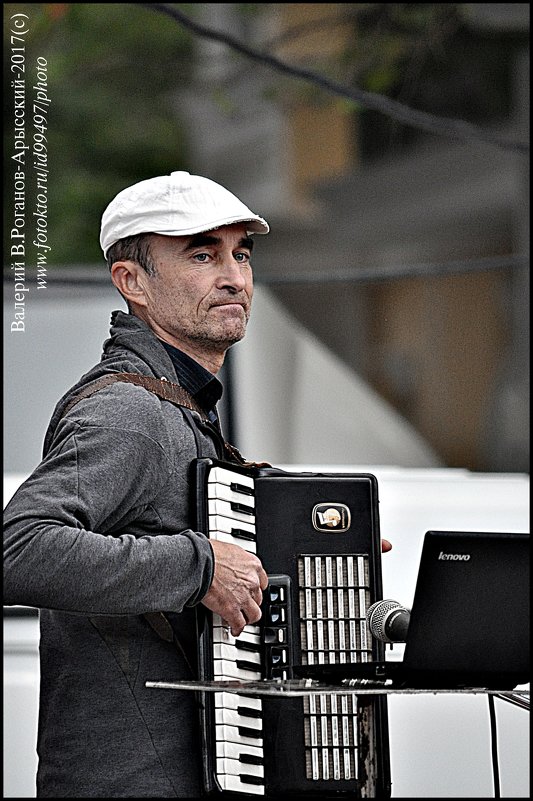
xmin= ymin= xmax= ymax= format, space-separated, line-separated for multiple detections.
xmin=194 ymin=458 xmax=391 ymax=798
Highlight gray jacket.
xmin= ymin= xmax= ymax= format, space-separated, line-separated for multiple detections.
xmin=3 ymin=310 xmax=227 ymax=797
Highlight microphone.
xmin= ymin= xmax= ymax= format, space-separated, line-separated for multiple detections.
xmin=367 ymin=599 xmax=411 ymax=643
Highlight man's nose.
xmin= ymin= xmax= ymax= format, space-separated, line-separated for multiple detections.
xmin=217 ymin=257 xmax=248 ymax=290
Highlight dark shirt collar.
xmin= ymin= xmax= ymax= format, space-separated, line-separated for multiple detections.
xmin=160 ymin=341 xmax=222 ymax=422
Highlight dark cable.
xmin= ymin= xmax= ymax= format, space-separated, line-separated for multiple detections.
xmin=488 ymin=694 xmax=501 ymax=799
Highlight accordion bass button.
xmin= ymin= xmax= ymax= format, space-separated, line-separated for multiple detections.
xmin=263 ymin=626 xmax=285 ymax=644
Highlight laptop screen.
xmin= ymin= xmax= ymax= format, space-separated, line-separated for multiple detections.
xmin=402 ymin=530 xmax=530 ymax=688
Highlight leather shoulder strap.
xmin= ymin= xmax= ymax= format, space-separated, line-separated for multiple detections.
xmin=57 ymin=371 xmax=269 ymax=468
xmin=59 ymin=372 xmax=210 ymax=423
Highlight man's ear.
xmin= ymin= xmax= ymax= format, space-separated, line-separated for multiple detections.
xmin=110 ymin=261 xmax=150 ymax=308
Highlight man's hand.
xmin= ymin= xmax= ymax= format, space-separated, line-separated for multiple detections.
xmin=201 ymin=539 xmax=268 ymax=637
xmin=202 ymin=537 xmax=391 ymax=637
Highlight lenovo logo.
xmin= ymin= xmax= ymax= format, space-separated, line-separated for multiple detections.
xmin=438 ymin=551 xmax=471 ymax=561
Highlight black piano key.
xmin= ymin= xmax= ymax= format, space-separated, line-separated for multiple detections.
xmin=230 ymin=481 xmax=254 ymax=497
xmin=237 ymin=705 xmax=262 ymax=719
xmin=239 ymin=774 xmax=265 ymax=785
xmin=235 ymin=639 xmax=261 ymax=653
xmin=236 ymin=659 xmax=261 ymax=673
xmin=237 ymin=726 xmax=263 ymax=740
xmin=230 ymin=527 xmax=256 ymax=542
xmin=239 ymin=754 xmax=264 ymax=766
xmin=230 ymin=501 xmax=255 ymax=516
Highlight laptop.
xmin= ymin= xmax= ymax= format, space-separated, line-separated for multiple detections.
xmin=296 ymin=530 xmax=530 ymax=690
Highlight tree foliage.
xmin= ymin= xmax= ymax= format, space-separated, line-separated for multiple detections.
xmin=4 ymin=3 xmax=193 ymax=265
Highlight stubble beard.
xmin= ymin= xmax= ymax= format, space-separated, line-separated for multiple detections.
xmin=185 ymin=315 xmax=249 ymax=354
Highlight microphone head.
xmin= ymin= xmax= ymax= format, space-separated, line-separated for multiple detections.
xmin=367 ymin=599 xmax=409 ymax=643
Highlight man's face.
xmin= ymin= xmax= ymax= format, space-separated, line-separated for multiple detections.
xmin=137 ymin=223 xmax=254 ymax=368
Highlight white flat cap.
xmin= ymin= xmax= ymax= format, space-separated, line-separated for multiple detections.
xmin=100 ymin=170 xmax=269 ymax=257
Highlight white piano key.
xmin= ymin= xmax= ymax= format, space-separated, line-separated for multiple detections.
xmin=208 ymin=514 xmax=256 ymax=539
xmin=215 ymin=707 xmax=263 ymax=731
xmin=208 ymin=482 xmax=256 ymax=507
xmin=215 ymin=739 xmax=264 ymax=762
xmin=215 ymin=723 xmax=263 ymax=748
xmin=215 ymin=707 xmax=263 ymax=735
xmin=208 ymin=498 xmax=255 ymax=524
xmin=213 ymin=642 xmax=261 ymax=666
xmin=209 ymin=466 xmax=255 ymax=492
xmin=214 ymin=692 xmax=262 ymax=713
xmin=209 ymin=528 xmax=257 ymax=553
xmin=212 ymin=622 xmax=260 ymax=646
xmin=213 ymin=661 xmax=261 ymax=681
xmin=216 ymin=757 xmax=264 ymax=778
xmin=218 ymin=773 xmax=265 ymax=795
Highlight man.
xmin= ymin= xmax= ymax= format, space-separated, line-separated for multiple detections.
xmin=4 ymin=171 xmax=390 ymax=797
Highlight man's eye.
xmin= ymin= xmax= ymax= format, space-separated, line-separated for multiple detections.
xmin=194 ymin=252 xmax=210 ymax=262
xmin=234 ymin=252 xmax=250 ymax=262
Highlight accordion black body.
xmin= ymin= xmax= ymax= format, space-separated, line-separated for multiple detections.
xmin=194 ymin=458 xmax=391 ymax=798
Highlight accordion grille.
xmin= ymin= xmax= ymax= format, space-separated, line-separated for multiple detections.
xmin=298 ymin=554 xmax=371 ymax=781
xmin=298 ymin=554 xmax=371 ymax=666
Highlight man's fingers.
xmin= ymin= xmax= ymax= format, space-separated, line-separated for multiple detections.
xmin=225 ymin=600 xmax=261 ymax=637
xmin=259 ymin=567 xmax=269 ymax=591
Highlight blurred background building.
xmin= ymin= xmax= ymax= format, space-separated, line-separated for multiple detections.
xmin=178 ymin=2 xmax=530 ymax=473
xmin=3 ymin=2 xmax=530 ymax=473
